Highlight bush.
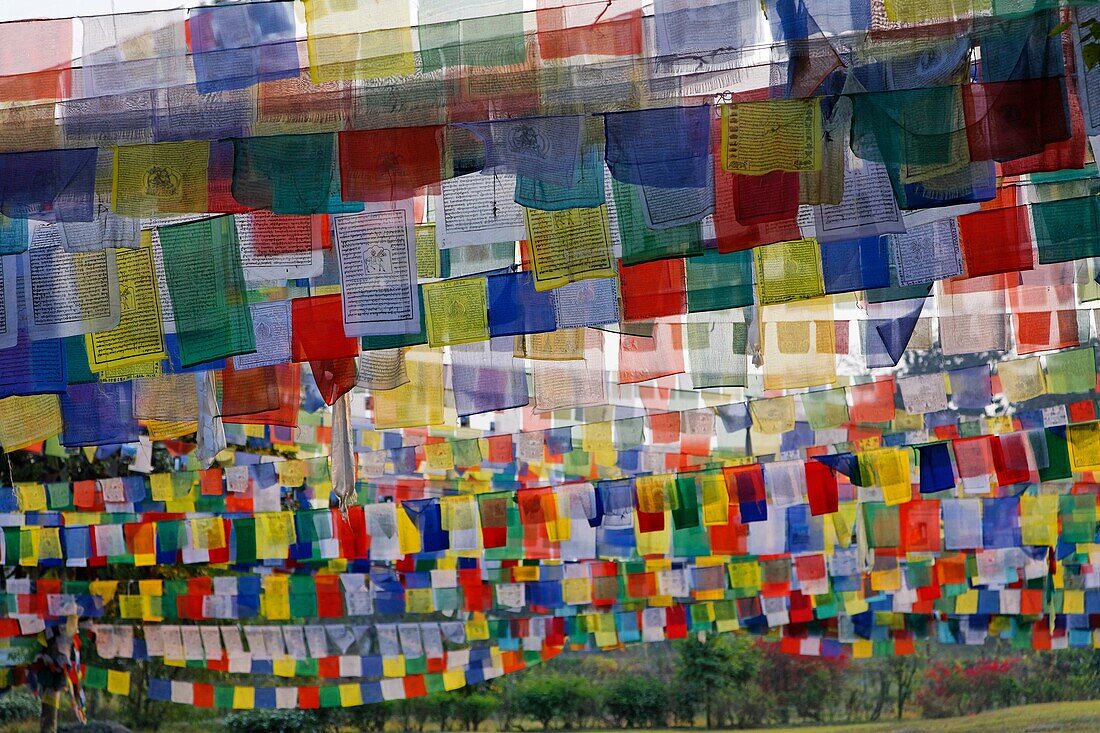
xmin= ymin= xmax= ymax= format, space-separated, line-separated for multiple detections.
xmin=603 ymin=674 xmax=668 ymax=728
xmin=509 ymin=673 xmax=602 ymax=730
xmin=915 ymin=658 xmax=1021 ymax=719
xmin=725 ymin=680 xmax=772 ymax=729
xmin=1015 ymin=649 xmax=1100 ymax=704
xmin=756 ymin=643 xmax=849 ymax=724
xmin=425 ymin=692 xmax=458 ymax=731
xmin=224 ymin=708 xmax=349 ymax=733
xmin=221 ymin=710 xmax=317 ymax=733
xmin=0 ymin=691 xmax=39 ymax=725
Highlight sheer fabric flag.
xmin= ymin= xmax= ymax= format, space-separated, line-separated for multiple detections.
xmin=451 ymin=338 xmax=529 ymax=417
xmin=0 ymin=19 xmax=72 ymax=102
xmin=113 ymin=143 xmax=209 ymax=217
xmin=60 ymin=382 xmax=139 ymax=447
xmin=604 ymin=107 xmax=712 ymax=189
xmin=159 ymin=217 xmax=255 ymax=368
xmin=232 ymin=135 xmax=340 ymax=214
xmin=372 ymin=347 xmax=444 ymax=429
xmin=0 ymin=149 xmax=97 ymax=222
xmin=418 ymin=0 xmax=525 ymax=72
xmin=303 ymin=0 xmax=416 ymax=81
xmin=189 ymin=2 xmax=300 ymax=94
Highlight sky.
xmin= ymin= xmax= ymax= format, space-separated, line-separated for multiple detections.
xmin=1 ymin=1 xmax=204 ymax=23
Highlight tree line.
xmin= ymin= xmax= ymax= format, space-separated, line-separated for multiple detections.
xmin=133 ymin=638 xmax=1100 ymax=732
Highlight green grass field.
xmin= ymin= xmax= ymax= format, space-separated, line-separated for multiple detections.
xmin=795 ymin=699 xmax=1100 ymax=733
xmin=617 ymin=699 xmax=1100 ymax=733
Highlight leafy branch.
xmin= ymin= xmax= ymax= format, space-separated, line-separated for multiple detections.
xmin=1052 ymin=17 xmax=1100 ymax=69
xmin=1081 ymin=17 xmax=1100 ymax=69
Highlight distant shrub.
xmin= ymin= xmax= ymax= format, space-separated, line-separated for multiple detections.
xmin=221 ymin=710 xmax=315 ymax=733
xmin=507 ymin=673 xmax=602 ymax=730
xmin=1015 ymin=649 xmax=1100 ymax=704
xmin=221 ymin=708 xmax=348 ymax=733
xmin=916 ymin=658 xmax=1021 ymax=718
xmin=0 ymin=691 xmax=39 ymax=725
xmin=603 ymin=674 xmax=668 ymax=728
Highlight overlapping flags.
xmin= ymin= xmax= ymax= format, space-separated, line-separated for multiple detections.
xmin=3 ymin=0 xmax=1100 ymax=712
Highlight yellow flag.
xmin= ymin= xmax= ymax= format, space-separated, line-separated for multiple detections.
xmin=1020 ymin=494 xmax=1058 ymax=547
xmin=89 ymin=581 xmax=119 ymax=604
xmin=150 ymin=474 xmax=173 ymax=502
xmin=302 ymin=0 xmax=415 ymax=82
xmin=15 ymin=483 xmax=47 ymax=513
xmin=405 ymin=587 xmax=435 ymax=614
xmin=373 ymin=347 xmax=444 ymax=429
xmin=722 ymin=99 xmax=823 ymax=175
xmin=231 ymin=686 xmax=254 ymax=710
xmin=118 ymin=595 xmax=143 ymax=619
xmin=525 ymin=206 xmax=615 ymax=291
xmin=440 ymin=495 xmax=478 ymax=533
xmin=382 ymin=655 xmax=406 ymax=677
xmin=85 ymin=246 xmax=166 ymax=372
xmin=38 ymin=528 xmax=63 ymax=561
xmin=700 ymin=472 xmax=730 ymax=526
xmin=397 ymin=505 xmax=421 ymax=555
xmin=1064 ymin=589 xmax=1086 ymax=615
xmin=0 ymin=395 xmax=62 ymax=452
xmin=145 ymin=419 xmax=198 ymax=441
xmin=113 ymin=141 xmax=210 ymax=216
xmin=190 ymin=517 xmax=226 ymax=551
xmin=1069 ymin=422 xmax=1100 ymax=472
xmin=754 ymin=238 xmax=825 ymax=306
xmin=277 ymin=460 xmax=307 ymax=488
xmin=273 ymin=658 xmax=296 ymax=678
xmin=466 ymin=614 xmax=490 ymax=641
xmin=415 ymin=224 xmax=440 ymax=279
xmin=263 ymin=575 xmax=291 ymax=621
xmin=107 ymin=669 xmax=131 ymax=696
xmin=562 ymin=577 xmax=592 ymax=605
xmin=864 ymin=448 xmax=912 ymax=506
xmin=339 ymin=683 xmax=363 ymax=706
xmin=425 ymin=441 xmax=455 ymax=470
xmin=750 ymin=396 xmax=796 ymax=434
xmin=998 ymin=358 xmax=1046 ymax=403
xmin=883 ymin=0 xmax=986 ymax=24
xmin=138 ymin=579 xmax=163 ymax=596
xmin=256 ymin=512 xmax=296 ymax=560
xmin=760 ymin=297 xmax=836 ymax=390
xmin=955 ymin=590 xmax=979 ymax=614
xmin=728 ymin=561 xmax=761 ymax=590
xmin=443 ymin=669 xmax=466 ymax=691
xmin=423 ymin=277 xmax=490 ymax=347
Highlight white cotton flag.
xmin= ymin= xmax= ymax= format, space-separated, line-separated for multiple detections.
xmin=170 ymin=680 xmax=193 ymax=705
xmin=200 ymin=626 xmax=223 ymax=660
xmin=339 ymin=655 xmax=361 ymax=677
xmin=898 ymin=373 xmax=949 ymax=414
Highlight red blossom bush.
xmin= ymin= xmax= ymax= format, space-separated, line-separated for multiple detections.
xmin=915 ymin=658 xmax=1022 ymax=718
